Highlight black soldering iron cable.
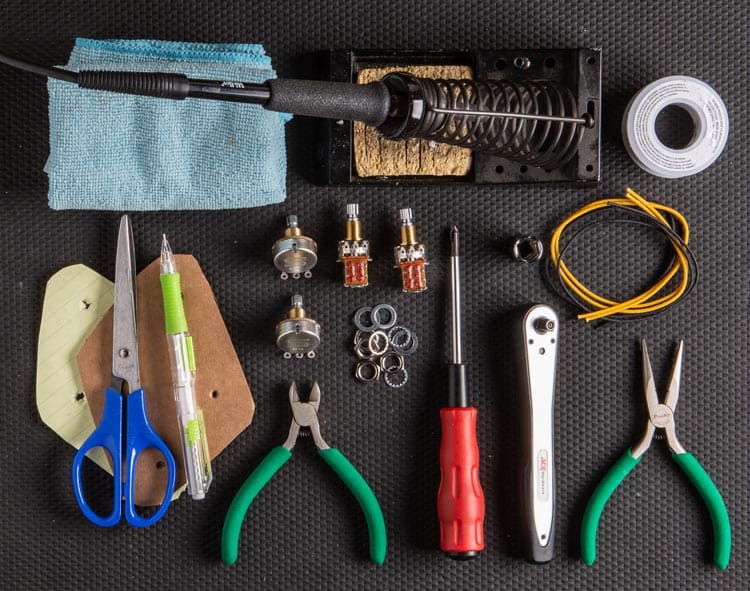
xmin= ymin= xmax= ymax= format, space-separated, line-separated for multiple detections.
xmin=0 ymin=52 xmax=77 ymax=83
xmin=0 ymin=50 xmax=392 ymax=126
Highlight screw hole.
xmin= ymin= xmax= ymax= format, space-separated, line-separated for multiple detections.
xmin=495 ymin=58 xmax=506 ymax=70
xmin=75 ymin=392 xmax=85 ymax=402
xmin=155 ymin=460 xmax=165 ymax=470
xmin=551 ymin=338 xmax=556 ymax=344
xmin=587 ymin=56 xmax=596 ymax=65
xmin=541 ymin=534 xmax=547 ymax=541
xmin=118 ymin=348 xmax=129 ymax=358
xmin=544 ymin=57 xmax=555 ymax=68
xmin=528 ymin=339 xmax=534 ymax=345
xmin=585 ymin=164 xmax=594 ymax=172
xmin=495 ymin=165 xmax=504 ymax=174
xmin=539 ymin=347 xmax=546 ymax=355
xmin=520 ymin=165 xmax=528 ymax=173
xmin=211 ymin=390 xmax=219 ymax=399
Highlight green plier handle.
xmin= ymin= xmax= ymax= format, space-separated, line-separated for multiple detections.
xmin=222 ymin=445 xmax=387 ymax=566
xmin=580 ymin=448 xmax=731 ymax=569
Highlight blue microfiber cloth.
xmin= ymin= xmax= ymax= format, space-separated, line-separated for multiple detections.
xmin=47 ymin=38 xmax=290 ymax=210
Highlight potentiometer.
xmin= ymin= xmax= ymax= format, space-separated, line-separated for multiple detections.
xmin=393 ymin=208 xmax=427 ymax=293
xmin=275 ymin=295 xmax=321 ymax=358
xmin=337 ymin=203 xmax=371 ymax=287
xmin=272 ymin=215 xmax=318 ymax=280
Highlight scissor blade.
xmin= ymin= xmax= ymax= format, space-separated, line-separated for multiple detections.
xmin=112 ymin=215 xmax=141 ymax=391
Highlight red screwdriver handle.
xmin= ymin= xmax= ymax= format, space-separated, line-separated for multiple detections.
xmin=438 ymin=407 xmax=485 ymax=555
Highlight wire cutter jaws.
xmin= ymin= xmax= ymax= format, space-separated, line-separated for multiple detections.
xmin=282 ymin=382 xmax=329 ymax=451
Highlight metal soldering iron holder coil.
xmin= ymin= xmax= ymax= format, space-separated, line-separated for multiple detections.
xmin=315 ymin=48 xmax=601 ymax=186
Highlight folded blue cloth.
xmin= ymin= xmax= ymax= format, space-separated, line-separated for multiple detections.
xmin=47 ymin=38 xmax=290 ymax=210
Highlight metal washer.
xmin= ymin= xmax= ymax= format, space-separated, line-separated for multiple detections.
xmin=368 ymin=330 xmax=390 ymax=356
xmin=390 ymin=328 xmax=418 ymax=355
xmin=371 ymin=303 xmax=397 ymax=330
xmin=384 ymin=367 xmax=408 ymax=388
xmin=355 ymin=360 xmax=381 ymax=383
xmin=354 ymin=306 xmax=376 ymax=332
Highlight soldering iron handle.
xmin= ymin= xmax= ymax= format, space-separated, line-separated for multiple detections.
xmin=265 ymin=79 xmax=391 ymax=126
xmin=437 ymin=407 xmax=485 ymax=557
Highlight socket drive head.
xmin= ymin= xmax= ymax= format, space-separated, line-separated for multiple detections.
xmin=399 ymin=208 xmax=413 ymax=225
xmin=291 ymin=294 xmax=304 ymax=308
xmin=346 ymin=203 xmax=359 ymax=219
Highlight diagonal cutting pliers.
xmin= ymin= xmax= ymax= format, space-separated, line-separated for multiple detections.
xmin=580 ymin=340 xmax=731 ymax=569
xmin=221 ymin=381 xmax=387 ymax=565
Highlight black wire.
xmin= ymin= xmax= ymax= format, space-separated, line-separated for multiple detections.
xmin=0 ymin=52 xmax=77 ymax=83
xmin=544 ymin=203 xmax=699 ymax=323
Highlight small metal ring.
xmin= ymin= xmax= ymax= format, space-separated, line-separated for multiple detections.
xmin=283 ymin=352 xmax=292 ymax=359
xmin=355 ymin=360 xmax=381 ymax=383
xmin=280 ymin=272 xmax=289 ymax=280
xmin=292 ymin=272 xmax=301 ymax=279
xmin=371 ymin=303 xmax=397 ymax=330
xmin=387 ymin=325 xmax=412 ymax=348
xmin=353 ymin=330 xmax=368 ymax=346
xmin=368 ymin=330 xmax=389 ymax=356
xmin=354 ymin=339 xmax=374 ymax=360
xmin=384 ymin=367 xmax=408 ymax=388
xmin=380 ymin=351 xmax=404 ymax=373
xmin=511 ymin=235 xmax=544 ymax=263
xmin=354 ymin=306 xmax=376 ymax=332
xmin=303 ymin=270 xmax=313 ymax=278
xmin=294 ymin=352 xmax=304 ymax=359
xmin=306 ymin=351 xmax=316 ymax=358
xmin=392 ymin=331 xmax=418 ymax=355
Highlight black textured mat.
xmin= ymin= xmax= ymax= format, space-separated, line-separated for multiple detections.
xmin=0 ymin=2 xmax=747 ymax=589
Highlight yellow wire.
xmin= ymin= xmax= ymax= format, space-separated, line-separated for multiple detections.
xmin=549 ymin=188 xmax=691 ymax=322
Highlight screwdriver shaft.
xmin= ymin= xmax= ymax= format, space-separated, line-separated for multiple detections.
xmin=450 ymin=226 xmax=463 ymax=364
xmin=438 ymin=225 xmax=485 ymax=558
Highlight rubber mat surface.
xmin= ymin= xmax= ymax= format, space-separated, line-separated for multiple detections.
xmin=0 ymin=1 xmax=746 ymax=589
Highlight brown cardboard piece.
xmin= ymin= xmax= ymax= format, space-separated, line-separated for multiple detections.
xmin=77 ymin=254 xmax=254 ymax=506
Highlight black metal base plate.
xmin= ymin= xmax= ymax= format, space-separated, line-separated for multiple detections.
xmin=312 ymin=48 xmax=601 ymax=185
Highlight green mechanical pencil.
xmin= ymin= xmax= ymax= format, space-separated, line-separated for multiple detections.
xmin=160 ymin=235 xmax=213 ymax=500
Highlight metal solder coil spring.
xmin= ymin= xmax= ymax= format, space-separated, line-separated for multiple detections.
xmin=414 ymin=78 xmax=585 ymax=169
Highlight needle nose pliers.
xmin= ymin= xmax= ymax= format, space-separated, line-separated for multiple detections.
xmin=580 ymin=340 xmax=731 ymax=569
xmin=221 ymin=381 xmax=387 ymax=565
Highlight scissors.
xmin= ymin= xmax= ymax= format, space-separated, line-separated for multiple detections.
xmin=72 ymin=215 xmax=176 ymax=527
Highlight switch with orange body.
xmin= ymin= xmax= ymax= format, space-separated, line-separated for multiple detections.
xmin=393 ymin=208 xmax=427 ymax=293
xmin=337 ymin=203 xmax=371 ymax=287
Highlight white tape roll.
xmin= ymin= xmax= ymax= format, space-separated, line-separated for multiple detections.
xmin=622 ymin=76 xmax=729 ymax=178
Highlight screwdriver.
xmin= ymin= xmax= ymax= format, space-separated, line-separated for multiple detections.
xmin=437 ymin=226 xmax=486 ymax=559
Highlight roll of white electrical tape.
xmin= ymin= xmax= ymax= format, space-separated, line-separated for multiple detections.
xmin=622 ymin=76 xmax=729 ymax=178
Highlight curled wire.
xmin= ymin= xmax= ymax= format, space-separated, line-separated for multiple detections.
xmin=546 ymin=188 xmax=698 ymax=323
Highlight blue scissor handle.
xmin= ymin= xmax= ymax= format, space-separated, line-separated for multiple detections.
xmin=72 ymin=387 xmax=124 ymax=527
xmin=71 ymin=387 xmax=176 ymax=528
xmin=123 ymin=388 xmax=176 ymax=527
